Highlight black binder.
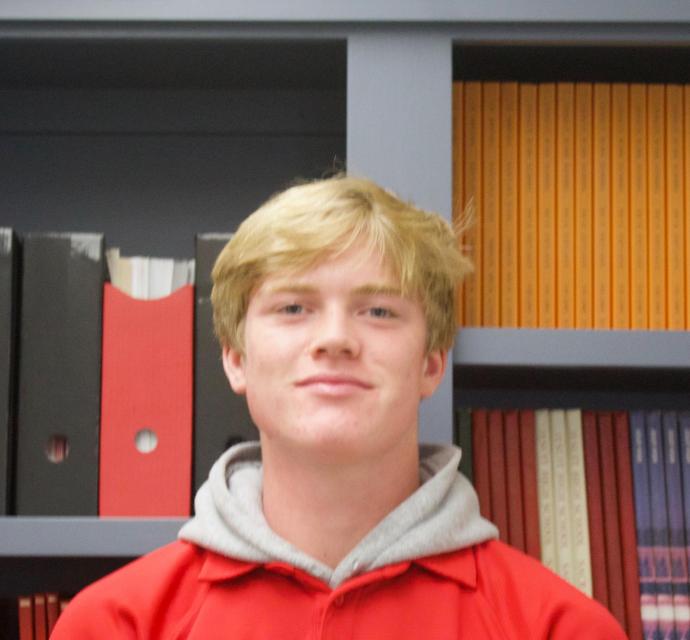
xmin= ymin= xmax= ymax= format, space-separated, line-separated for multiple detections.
xmin=15 ymin=233 xmax=105 ymax=515
xmin=193 ymin=234 xmax=257 ymax=497
xmin=0 ymin=229 xmax=19 ymax=514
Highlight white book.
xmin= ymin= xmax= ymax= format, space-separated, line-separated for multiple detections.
xmin=536 ymin=409 xmax=557 ymax=573
xmin=148 ymin=257 xmax=174 ymax=299
xmin=565 ymin=408 xmax=593 ymax=596
xmin=551 ymin=409 xmax=575 ymax=586
xmin=130 ymin=256 xmax=150 ymax=300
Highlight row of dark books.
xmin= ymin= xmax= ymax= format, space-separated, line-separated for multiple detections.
xmin=13 ymin=593 xmax=70 ymax=640
xmin=0 ymin=229 xmax=256 ymax=516
xmin=456 ymin=408 xmax=690 ymax=640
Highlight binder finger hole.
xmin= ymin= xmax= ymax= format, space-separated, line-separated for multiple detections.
xmin=45 ymin=435 xmax=70 ymax=463
xmin=135 ymin=428 xmax=158 ymax=454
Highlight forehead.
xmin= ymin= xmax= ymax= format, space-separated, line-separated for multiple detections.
xmin=260 ymin=246 xmax=401 ymax=291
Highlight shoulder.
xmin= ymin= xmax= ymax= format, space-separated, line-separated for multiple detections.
xmin=51 ymin=540 xmax=208 ymax=638
xmin=471 ymin=539 xmax=627 ymax=638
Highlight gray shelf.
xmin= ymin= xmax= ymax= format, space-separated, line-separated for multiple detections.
xmin=453 ymin=328 xmax=690 ymax=370
xmin=0 ymin=517 xmax=186 ymax=557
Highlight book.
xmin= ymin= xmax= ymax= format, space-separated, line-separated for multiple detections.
xmin=685 ymin=87 xmax=690 ymax=330
xmin=574 ymin=83 xmax=593 ymax=329
xmin=452 ymin=81 xmax=465 ymax=326
xmin=646 ymin=410 xmax=676 ymax=638
xmin=471 ymin=408 xmax=492 ymax=520
xmin=678 ymin=412 xmax=690 ymax=634
xmin=592 ymin=83 xmax=611 ymax=329
xmin=481 ymin=82 xmax=501 ymax=327
xmin=46 ymin=593 xmax=59 ymax=635
xmin=565 ymin=409 xmax=592 ymax=596
xmin=647 ymin=85 xmax=666 ymax=330
xmin=33 ymin=593 xmax=46 ymax=640
xmin=550 ymin=409 xmax=575 ymax=585
xmin=462 ymin=82 xmax=483 ymax=327
xmin=0 ymin=229 xmax=19 ymax=515
xmin=504 ymin=409 xmax=525 ymax=552
xmin=487 ymin=409 xmax=508 ymax=541
xmin=519 ymin=409 xmax=541 ymax=560
xmin=629 ymin=84 xmax=649 ymax=330
xmin=598 ymin=411 xmax=628 ymax=630
xmin=582 ymin=410 xmax=609 ymax=608
xmin=613 ymin=412 xmax=644 ymax=640
xmin=193 ymin=234 xmax=257 ymax=495
xmin=519 ymin=83 xmax=539 ymax=328
xmin=537 ymin=84 xmax=557 ymax=328
xmin=556 ymin=83 xmax=575 ymax=328
xmin=665 ymin=85 xmax=685 ymax=330
xmin=454 ymin=408 xmax=473 ymax=483
xmin=15 ymin=233 xmax=105 ymax=515
xmin=99 ymin=283 xmax=194 ymax=516
xmin=536 ymin=408 xmax=557 ymax=572
xmin=611 ymin=84 xmax=630 ymax=329
xmin=661 ymin=411 xmax=690 ymax=640
xmin=630 ymin=411 xmax=660 ymax=640
xmin=18 ymin=595 xmax=33 ymax=640
xmin=500 ymin=82 xmax=519 ymax=327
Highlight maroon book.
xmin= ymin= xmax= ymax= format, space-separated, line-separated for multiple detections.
xmin=488 ymin=409 xmax=509 ymax=541
xmin=583 ymin=410 xmax=609 ymax=609
xmin=519 ymin=410 xmax=541 ymax=560
xmin=472 ymin=409 xmax=492 ymax=522
xmin=504 ymin=409 xmax=526 ymax=552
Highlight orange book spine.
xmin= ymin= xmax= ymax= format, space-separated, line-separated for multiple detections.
xmin=500 ymin=82 xmax=519 ymax=327
xmin=538 ymin=83 xmax=557 ymax=328
xmin=574 ymin=83 xmax=594 ymax=329
xmin=593 ymin=84 xmax=612 ymax=329
xmin=452 ymin=81 xmax=465 ymax=327
xmin=686 ymin=85 xmax=690 ymax=330
xmin=482 ymin=82 xmax=501 ymax=327
xmin=647 ymin=84 xmax=667 ymax=330
xmin=519 ymin=84 xmax=539 ymax=328
xmin=629 ymin=84 xmax=649 ymax=329
xmin=665 ymin=84 xmax=685 ymax=330
xmin=556 ymin=82 xmax=576 ymax=328
xmin=611 ymin=84 xmax=630 ymax=329
xmin=462 ymin=82 xmax=483 ymax=327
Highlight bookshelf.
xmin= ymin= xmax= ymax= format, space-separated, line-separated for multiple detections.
xmin=1 ymin=0 xmax=689 ymax=618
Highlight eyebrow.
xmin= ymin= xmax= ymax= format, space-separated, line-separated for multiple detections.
xmin=265 ymin=283 xmax=404 ymax=297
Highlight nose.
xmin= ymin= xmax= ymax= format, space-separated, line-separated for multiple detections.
xmin=309 ymin=307 xmax=360 ymax=359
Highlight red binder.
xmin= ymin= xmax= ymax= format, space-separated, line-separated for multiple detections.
xmin=99 ymin=284 xmax=193 ymax=516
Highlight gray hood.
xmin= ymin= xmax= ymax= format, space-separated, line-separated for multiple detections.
xmin=179 ymin=441 xmax=497 ymax=588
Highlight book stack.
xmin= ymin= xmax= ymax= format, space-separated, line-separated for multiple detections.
xmin=455 ymin=406 xmax=690 ymax=640
xmin=452 ymin=81 xmax=690 ymax=330
xmin=17 ymin=593 xmax=69 ymax=640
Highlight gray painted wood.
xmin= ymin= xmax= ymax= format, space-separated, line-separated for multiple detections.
xmin=347 ymin=32 xmax=454 ymax=444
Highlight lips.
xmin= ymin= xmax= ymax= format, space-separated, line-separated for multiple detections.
xmin=295 ymin=375 xmax=373 ymax=390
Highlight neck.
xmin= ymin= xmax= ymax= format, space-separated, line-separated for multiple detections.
xmin=260 ymin=435 xmax=420 ymax=569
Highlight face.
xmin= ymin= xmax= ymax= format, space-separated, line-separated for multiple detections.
xmin=222 ymin=245 xmax=447 ymax=463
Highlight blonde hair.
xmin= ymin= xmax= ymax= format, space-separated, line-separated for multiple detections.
xmin=211 ymin=174 xmax=472 ymax=353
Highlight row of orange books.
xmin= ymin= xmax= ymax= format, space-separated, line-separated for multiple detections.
xmin=452 ymin=81 xmax=690 ymax=331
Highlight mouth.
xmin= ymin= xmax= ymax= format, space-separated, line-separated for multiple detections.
xmin=295 ymin=375 xmax=374 ymax=393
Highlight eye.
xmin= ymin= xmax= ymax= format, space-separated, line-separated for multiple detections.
xmin=279 ymin=303 xmax=304 ymax=315
xmin=367 ymin=306 xmax=395 ymax=319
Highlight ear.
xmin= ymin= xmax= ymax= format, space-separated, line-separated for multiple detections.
xmin=222 ymin=346 xmax=247 ymax=395
xmin=419 ymin=349 xmax=447 ymax=399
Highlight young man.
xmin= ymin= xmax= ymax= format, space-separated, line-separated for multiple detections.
xmin=53 ymin=175 xmax=626 ymax=638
